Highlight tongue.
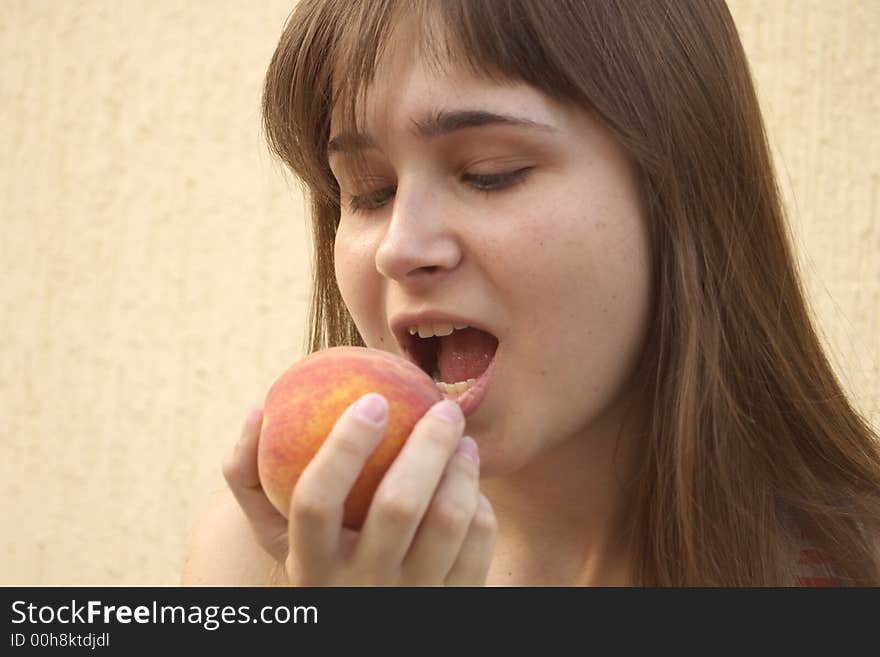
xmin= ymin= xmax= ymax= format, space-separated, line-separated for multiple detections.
xmin=437 ymin=327 xmax=498 ymax=383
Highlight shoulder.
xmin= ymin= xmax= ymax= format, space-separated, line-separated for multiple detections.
xmin=181 ymin=488 xmax=283 ymax=586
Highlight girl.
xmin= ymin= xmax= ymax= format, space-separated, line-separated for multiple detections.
xmin=183 ymin=0 xmax=880 ymax=586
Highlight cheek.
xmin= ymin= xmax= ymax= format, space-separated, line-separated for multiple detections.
xmin=333 ymin=228 xmax=381 ymax=330
xmin=534 ymin=175 xmax=652 ymax=317
xmin=511 ymin=194 xmax=653 ymax=402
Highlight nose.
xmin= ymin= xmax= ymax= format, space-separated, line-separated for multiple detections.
xmin=374 ymin=179 xmax=462 ymax=285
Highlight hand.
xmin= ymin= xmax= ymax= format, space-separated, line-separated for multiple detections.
xmin=222 ymin=394 xmax=497 ymax=586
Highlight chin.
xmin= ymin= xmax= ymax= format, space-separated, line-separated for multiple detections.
xmin=469 ymin=434 xmax=536 ymax=479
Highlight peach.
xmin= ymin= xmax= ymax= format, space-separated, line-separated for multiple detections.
xmin=257 ymin=346 xmax=443 ymax=530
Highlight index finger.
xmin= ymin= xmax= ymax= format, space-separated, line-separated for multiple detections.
xmin=355 ymin=399 xmax=466 ymax=568
xmin=287 ymin=393 xmax=389 ymax=571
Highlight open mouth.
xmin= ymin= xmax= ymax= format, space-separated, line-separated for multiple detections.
xmin=406 ymin=327 xmax=499 ymax=396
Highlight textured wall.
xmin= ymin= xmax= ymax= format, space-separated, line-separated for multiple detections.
xmin=1 ymin=1 xmax=878 ymax=584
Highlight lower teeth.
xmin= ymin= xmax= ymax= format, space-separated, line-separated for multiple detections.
xmin=432 ymin=370 xmax=478 ymax=395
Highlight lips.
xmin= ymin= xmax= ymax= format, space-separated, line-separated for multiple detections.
xmin=389 ymin=311 xmax=500 ymax=417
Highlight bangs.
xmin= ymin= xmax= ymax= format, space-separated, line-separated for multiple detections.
xmin=262 ymin=0 xmax=588 ymax=212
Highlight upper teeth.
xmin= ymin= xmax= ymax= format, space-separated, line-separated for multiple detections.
xmin=408 ymin=322 xmax=469 ymax=338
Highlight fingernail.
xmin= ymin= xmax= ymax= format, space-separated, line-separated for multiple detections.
xmin=456 ymin=436 xmax=480 ymax=465
xmin=355 ymin=393 xmax=388 ymax=424
xmin=431 ymin=399 xmax=463 ymax=424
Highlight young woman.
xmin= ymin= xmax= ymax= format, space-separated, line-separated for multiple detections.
xmin=182 ymin=0 xmax=880 ymax=586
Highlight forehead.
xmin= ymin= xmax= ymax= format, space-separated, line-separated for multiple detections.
xmin=328 ymin=8 xmax=550 ymax=133
xmin=329 ymin=58 xmax=565 ymax=144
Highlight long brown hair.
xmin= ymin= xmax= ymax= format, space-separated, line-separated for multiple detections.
xmin=261 ymin=0 xmax=880 ymax=585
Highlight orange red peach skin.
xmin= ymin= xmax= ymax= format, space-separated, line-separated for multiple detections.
xmin=258 ymin=346 xmax=443 ymax=530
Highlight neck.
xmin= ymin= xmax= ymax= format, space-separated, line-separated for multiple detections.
xmin=480 ymin=396 xmax=645 ymax=587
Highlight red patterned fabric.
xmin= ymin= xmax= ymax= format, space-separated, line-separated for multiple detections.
xmin=794 ymin=528 xmax=842 ymax=586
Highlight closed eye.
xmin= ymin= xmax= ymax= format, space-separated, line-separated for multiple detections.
xmin=346 ymin=167 xmax=532 ymax=213
xmin=462 ymin=167 xmax=532 ymax=191
xmin=348 ymin=187 xmax=395 ymax=213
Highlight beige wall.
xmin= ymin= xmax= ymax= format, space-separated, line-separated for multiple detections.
xmin=1 ymin=1 xmax=878 ymax=585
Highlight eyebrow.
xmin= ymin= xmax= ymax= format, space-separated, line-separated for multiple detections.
xmin=327 ymin=109 xmax=557 ymax=156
